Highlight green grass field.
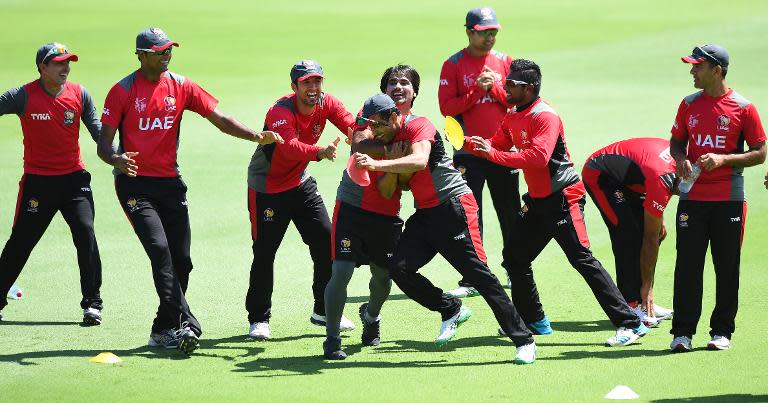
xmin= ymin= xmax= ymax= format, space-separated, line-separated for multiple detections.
xmin=1 ymin=1 xmax=768 ymax=401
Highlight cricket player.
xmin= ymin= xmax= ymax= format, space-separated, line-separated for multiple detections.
xmin=439 ymin=7 xmax=520 ymax=298
xmin=669 ymin=44 xmax=766 ymax=352
xmin=97 ymin=28 xmax=282 ymax=354
xmin=354 ymin=93 xmax=537 ymax=365
xmin=246 ymin=60 xmax=356 ymax=340
xmin=582 ymin=137 xmax=679 ymax=327
xmin=469 ymin=59 xmax=648 ymax=347
xmin=322 ymin=64 xmax=418 ymax=360
xmin=0 ymin=43 xmax=103 ymax=325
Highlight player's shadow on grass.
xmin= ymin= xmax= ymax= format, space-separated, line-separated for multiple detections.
xmin=0 ymin=335 xmax=269 ymax=365
xmin=537 ymin=346 xmax=669 ymax=361
xmin=346 ymin=294 xmax=410 ymax=303
xmin=551 ymin=320 xmax=614 ymax=333
xmin=651 ymin=395 xmax=768 ymax=402
xmin=0 ymin=320 xmax=81 ymax=326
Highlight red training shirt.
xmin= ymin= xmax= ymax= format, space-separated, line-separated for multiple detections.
xmin=248 ymin=93 xmax=355 ymax=193
xmin=101 ymin=70 xmax=219 ymax=177
xmin=671 ymin=88 xmax=766 ymax=201
xmin=438 ymin=49 xmax=512 ymax=153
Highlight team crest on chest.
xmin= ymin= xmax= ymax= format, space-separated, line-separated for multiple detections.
xmin=312 ymin=124 xmax=322 ymax=138
xmin=164 ymin=95 xmax=177 ymax=112
xmin=63 ymin=109 xmax=75 ymax=126
xmin=717 ymin=114 xmax=730 ymax=131
xmin=519 ymin=129 xmax=531 ymax=146
xmin=463 ymin=74 xmax=476 ymax=88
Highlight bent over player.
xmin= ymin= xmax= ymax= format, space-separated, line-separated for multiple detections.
xmin=0 ymin=43 xmax=104 ymax=325
xmin=97 ymin=28 xmax=281 ymax=354
xmin=582 ymin=138 xmax=678 ymax=327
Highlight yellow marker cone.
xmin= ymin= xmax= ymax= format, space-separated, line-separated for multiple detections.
xmin=445 ymin=116 xmax=465 ymax=150
xmin=89 ymin=352 xmax=122 ymax=364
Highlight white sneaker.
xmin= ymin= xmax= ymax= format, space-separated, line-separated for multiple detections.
xmin=653 ymin=304 xmax=674 ymax=320
xmin=670 ymin=335 xmax=692 ymax=352
xmin=606 ymin=324 xmax=649 ymax=347
xmin=513 ymin=342 xmax=536 ymax=364
xmin=445 ymin=286 xmax=479 ymax=298
xmin=309 ymin=313 xmax=355 ymax=332
xmin=707 ymin=335 xmax=730 ymax=350
xmin=631 ymin=305 xmax=661 ymax=328
xmin=435 ymin=305 xmax=472 ymax=347
xmin=249 ymin=321 xmax=271 ymax=340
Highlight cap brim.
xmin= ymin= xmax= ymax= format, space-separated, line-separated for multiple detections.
xmin=472 ymin=24 xmax=501 ymax=30
xmin=151 ymin=42 xmax=180 ymax=51
xmin=681 ymin=56 xmax=703 ymax=64
xmin=297 ymin=73 xmax=324 ymax=82
xmin=51 ymin=53 xmax=78 ymax=62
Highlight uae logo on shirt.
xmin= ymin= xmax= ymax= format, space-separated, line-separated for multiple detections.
xmin=26 ymin=198 xmax=39 ymax=213
xmin=63 ymin=109 xmax=75 ymax=126
xmin=687 ymin=114 xmax=699 ymax=128
xmin=134 ymin=97 xmax=147 ymax=113
xmin=164 ymin=95 xmax=177 ymax=112
xmin=312 ymin=124 xmax=322 ymax=138
xmin=717 ymin=114 xmax=730 ymax=131
xmin=519 ymin=129 xmax=531 ymax=146
xmin=463 ymin=74 xmax=476 ymax=88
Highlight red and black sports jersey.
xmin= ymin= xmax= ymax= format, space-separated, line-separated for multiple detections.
xmin=248 ymin=93 xmax=355 ymax=194
xmin=671 ymin=89 xmax=766 ymax=201
xmin=438 ymin=49 xmax=512 ymax=154
xmin=0 ymin=80 xmax=101 ymax=175
xmin=402 ymin=115 xmax=471 ymax=209
xmin=486 ymin=98 xmax=580 ymax=198
xmin=584 ymin=137 xmax=677 ymax=218
xmin=101 ymin=70 xmax=219 ymax=177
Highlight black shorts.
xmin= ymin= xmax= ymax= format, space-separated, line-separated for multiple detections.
xmin=331 ymin=201 xmax=403 ymax=268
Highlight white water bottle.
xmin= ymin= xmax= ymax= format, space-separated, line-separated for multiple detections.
xmin=7 ymin=284 xmax=23 ymax=300
xmin=678 ymin=162 xmax=701 ymax=193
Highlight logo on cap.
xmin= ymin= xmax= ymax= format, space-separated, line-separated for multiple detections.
xmin=150 ymin=28 xmax=169 ymax=40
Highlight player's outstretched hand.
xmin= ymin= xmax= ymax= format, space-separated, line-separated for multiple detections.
xmin=256 ymin=131 xmax=284 ymax=145
xmin=114 ymin=152 xmax=139 ymax=177
xmin=319 ymin=137 xmax=341 ymax=161
xmin=354 ymin=152 xmax=379 ymax=171
xmin=469 ymin=136 xmax=492 ymax=154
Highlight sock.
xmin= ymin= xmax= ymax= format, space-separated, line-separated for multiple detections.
xmin=366 ymin=263 xmax=391 ymax=320
xmin=324 ymin=261 xmax=355 ymax=338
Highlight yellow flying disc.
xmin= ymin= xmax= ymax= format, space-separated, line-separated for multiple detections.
xmin=445 ymin=116 xmax=465 ymax=150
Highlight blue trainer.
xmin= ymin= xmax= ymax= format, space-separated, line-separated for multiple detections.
xmin=528 ymin=316 xmax=553 ymax=335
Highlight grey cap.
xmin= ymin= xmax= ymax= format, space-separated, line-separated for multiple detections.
xmin=136 ymin=27 xmax=179 ymax=52
xmin=362 ymin=94 xmax=397 ymax=119
xmin=465 ymin=7 xmax=501 ymax=30
xmin=681 ymin=44 xmax=729 ymax=68
xmin=290 ymin=59 xmax=324 ymax=82
xmin=36 ymin=43 xmax=78 ymax=65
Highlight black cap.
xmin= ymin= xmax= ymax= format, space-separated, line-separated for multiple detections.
xmin=362 ymin=94 xmax=397 ymax=119
xmin=36 ymin=43 xmax=78 ymax=66
xmin=681 ymin=44 xmax=729 ymax=68
xmin=136 ymin=28 xmax=179 ymax=52
xmin=290 ymin=59 xmax=324 ymax=82
xmin=465 ymin=7 xmax=501 ymax=30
